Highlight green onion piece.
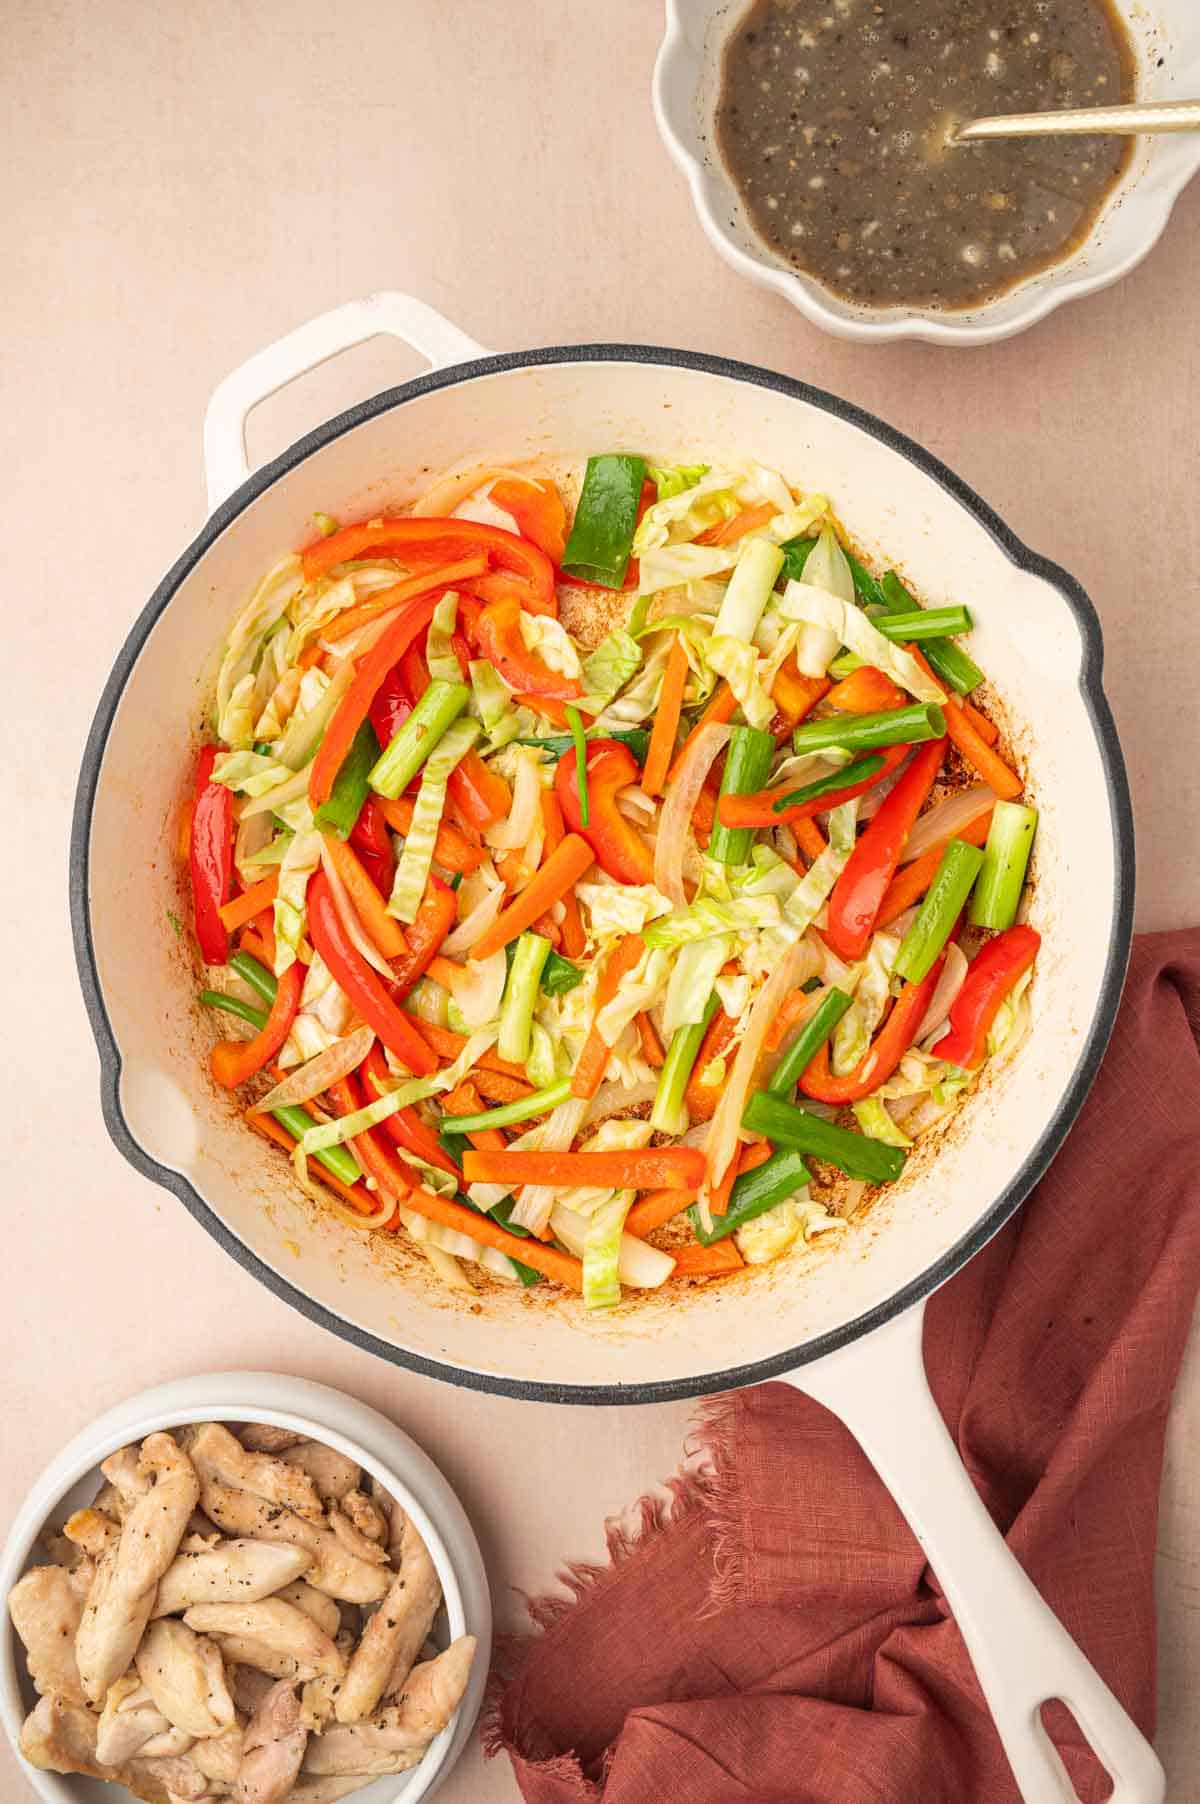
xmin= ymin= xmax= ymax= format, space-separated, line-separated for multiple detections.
xmin=200 ymin=990 xmax=268 ymax=1032
xmin=368 ymin=680 xmax=470 ymax=800
xmin=852 ymin=1096 xmax=913 ymax=1149
xmin=845 ymin=550 xmax=886 ymax=607
xmin=878 ymin=573 xmax=984 ymax=695
xmin=440 ymin=1075 xmax=573 ymax=1134
xmin=565 ymin=704 xmax=590 ymax=828
xmin=791 ymin=702 xmax=946 ymax=756
xmin=314 ymin=720 xmax=380 ymax=839
xmin=772 ymin=753 xmax=885 ymax=815
xmin=438 ymin=1127 xmax=469 ymax=1168
xmin=827 ymin=651 xmax=865 ymax=680
xmin=969 ymin=801 xmax=1038 ymax=931
xmin=561 ymin=454 xmax=646 ymax=588
xmin=742 ymin=1090 xmax=907 ymax=1184
xmin=650 ymin=993 xmax=721 ymax=1135
xmin=874 ymin=606 xmax=972 ymax=644
xmin=513 ymin=727 xmax=650 ymax=762
xmin=777 ymin=535 xmax=817 ymax=585
xmin=497 ymin=932 xmax=553 ymax=1066
xmin=710 ymin=725 xmax=776 ymax=864
xmin=767 ymin=987 xmax=854 ymax=1096
xmin=269 ymin=1103 xmax=363 ymax=1185
xmin=229 ymin=950 xmax=278 ymax=1006
xmin=252 ymin=740 xmax=274 ymax=757
xmin=688 ymin=1147 xmax=811 ymax=1245
xmin=893 ymin=838 xmax=984 ymax=984
xmin=542 ymin=951 xmax=584 ymax=996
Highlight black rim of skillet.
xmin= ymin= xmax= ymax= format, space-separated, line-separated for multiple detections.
xmin=69 ymin=344 xmax=1135 ymax=1406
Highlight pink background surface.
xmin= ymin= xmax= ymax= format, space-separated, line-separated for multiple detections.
xmin=4 ymin=1 xmax=1199 ymax=1798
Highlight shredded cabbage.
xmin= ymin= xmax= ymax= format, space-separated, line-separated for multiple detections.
xmin=388 ymin=719 xmax=481 ymax=924
xmin=211 ymin=750 xmax=296 ymax=799
xmin=274 ymin=817 xmax=323 ymax=975
xmin=466 ymin=659 xmax=523 ymax=749
xmin=425 ymin=592 xmax=461 ymax=686
xmin=779 ymin=580 xmax=943 ymax=698
xmin=987 ymin=966 xmax=1035 ymax=1060
xmin=833 ymin=932 xmax=899 ymax=1074
xmin=852 ymin=1096 xmax=913 ymax=1148
xmin=575 ymin=880 xmax=673 ymax=940
xmin=277 ymin=950 xmax=356 ymax=1067
xmin=662 ymin=933 xmax=734 ymax=1035
xmin=274 ymin=662 xmax=353 ymax=771
xmin=216 ymin=556 xmax=304 ymax=747
xmin=647 ymin=462 xmax=709 ymax=501
xmin=519 ymin=610 xmax=580 ymax=679
xmin=579 ymin=629 xmax=642 ymax=711
xmin=594 ymin=945 xmax=671 ymax=1045
xmin=583 ymin=1191 xmax=634 ymax=1309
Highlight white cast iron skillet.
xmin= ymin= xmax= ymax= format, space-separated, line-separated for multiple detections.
xmin=71 ymin=294 xmax=1154 ymax=1803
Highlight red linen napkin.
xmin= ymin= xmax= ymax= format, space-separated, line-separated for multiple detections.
xmin=486 ymin=930 xmax=1200 ymax=1803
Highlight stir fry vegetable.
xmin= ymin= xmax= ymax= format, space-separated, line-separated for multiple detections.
xmin=185 ymin=451 xmax=1039 ymax=1308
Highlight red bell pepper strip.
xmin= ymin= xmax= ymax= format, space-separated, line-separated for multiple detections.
xmin=448 ymin=749 xmax=511 ymax=829
xmin=349 ymin=797 xmax=397 ymax=898
xmin=489 ymin=478 xmax=568 ymax=564
xmin=932 ymin=925 xmax=1041 ymax=1070
xmin=473 ymin=598 xmax=582 ymax=701
xmin=367 ymin=663 xmax=412 ymax=753
xmin=300 ymin=517 xmax=557 ymax=617
xmin=308 ymin=594 xmax=442 ymax=811
xmin=718 ymin=742 xmax=911 ymax=831
xmin=326 ymin=1071 xmax=414 ymax=1204
xmin=554 ymin=739 xmax=654 ymax=886
xmin=307 ymin=871 xmax=436 ymax=1074
xmin=824 ymin=738 xmax=947 ymax=962
xmin=360 ymin=1040 xmax=460 ymax=1178
xmin=799 ymin=953 xmax=947 ymax=1105
xmin=190 ymin=746 xmax=236 ymax=964
xmin=210 ymin=961 xmax=304 ymax=1089
xmin=388 ymin=875 xmax=457 ymax=1000
xmin=399 ymin=639 xmax=432 ymax=704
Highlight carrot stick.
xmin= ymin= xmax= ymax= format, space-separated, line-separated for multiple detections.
xmin=253 ymin=910 xmax=277 ymax=968
xmin=668 ymin=682 xmax=738 ymax=785
xmin=635 ymin=1011 xmax=665 ymax=1069
xmin=377 ymin=797 xmax=485 ymax=874
xmin=541 ymin=790 xmax=585 ymax=954
xmin=961 ymin=699 xmax=998 ymax=746
xmin=943 ymin=702 xmax=1023 ymax=799
xmin=695 ymin=502 xmax=777 ymax=547
xmin=792 ymin=817 xmax=827 ymax=863
xmin=461 ymin=1147 xmax=706 ymax=1189
xmin=425 ymin=954 xmax=470 ymax=995
xmin=320 ymin=557 xmax=488 ymax=646
xmin=710 ymin=1139 xmax=772 ymax=1218
xmin=905 ymin=644 xmax=999 ymax=749
xmin=238 ymin=926 xmax=272 ymax=967
xmin=624 ymin=1187 xmax=697 ymax=1238
xmin=399 ymin=1184 xmax=584 ymax=1290
xmin=670 ymin=1239 xmax=745 ymax=1277
xmin=321 ymin=835 xmax=409 ymax=960
xmin=876 ymin=806 xmax=995 ymax=928
xmin=219 ymin=874 xmax=279 ymax=934
xmin=468 ymin=835 xmax=594 ymax=960
xmin=570 ymin=932 xmax=646 ymax=1100
xmin=247 ymin=1112 xmax=377 ymax=1215
xmin=472 ymin=1070 xmax=535 ymax=1106
xmin=409 ymin=1019 xmax=531 ymax=1082
xmin=642 ymin=634 xmax=690 ymax=797
xmin=441 ymin=1081 xmax=508 ymax=1151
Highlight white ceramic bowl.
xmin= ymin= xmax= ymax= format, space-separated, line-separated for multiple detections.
xmin=653 ymin=0 xmax=1200 ymax=344
xmin=0 ymin=1373 xmax=492 ymax=1804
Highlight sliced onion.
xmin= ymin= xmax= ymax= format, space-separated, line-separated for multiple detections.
xmin=900 ymin=786 xmax=996 ymax=864
xmin=320 ymin=843 xmax=395 ymax=980
xmin=441 ymin=947 xmax=506 ymax=1029
xmin=854 ymin=757 xmax=909 ymax=823
xmin=616 ymin=786 xmax=657 ymax=823
xmin=582 ymin=1079 xmax=659 ymax=1127
xmin=700 ymin=936 xmax=819 ymax=1224
xmin=508 ymin=1094 xmax=591 ymax=1234
xmin=485 ymin=753 xmax=542 ymax=851
xmin=915 ymin=944 xmax=969 ymax=1044
xmin=322 ymin=1187 xmax=396 ymax=1232
xmin=654 ymin=723 xmax=733 ymax=907
xmin=550 ymin=1204 xmax=676 ymax=1289
xmin=253 ymin=1027 xmax=376 ymax=1117
xmin=234 ymin=807 xmax=274 ymax=884
xmin=441 ymin=873 xmax=505 ymax=957
xmin=242 ymin=767 xmax=311 ymax=820
xmin=411 ymin=463 xmax=533 ymax=517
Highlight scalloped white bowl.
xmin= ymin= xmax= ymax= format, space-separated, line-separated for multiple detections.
xmin=0 ymin=1374 xmax=491 ymax=1804
xmin=654 ymin=0 xmax=1200 ymax=344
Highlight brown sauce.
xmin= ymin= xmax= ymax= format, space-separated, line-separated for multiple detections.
xmin=716 ymin=0 xmax=1135 ymax=310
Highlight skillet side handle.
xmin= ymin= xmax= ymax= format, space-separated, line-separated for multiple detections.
xmin=202 ymin=293 xmax=490 ymax=512
xmin=785 ymin=1302 xmax=1164 ymax=1804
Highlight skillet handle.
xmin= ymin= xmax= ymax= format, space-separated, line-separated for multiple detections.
xmin=202 ymin=293 xmax=489 ymax=512
xmin=785 ymin=1301 xmax=1164 ymax=1804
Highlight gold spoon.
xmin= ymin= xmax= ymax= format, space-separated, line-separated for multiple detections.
xmin=954 ymin=99 xmax=1200 ymax=143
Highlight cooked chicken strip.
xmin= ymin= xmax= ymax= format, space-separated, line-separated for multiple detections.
xmin=229 ymin=1662 xmax=277 ymax=1716
xmin=190 ymin=1719 xmax=245 ymax=1784
xmin=154 ymin=1540 xmax=312 ymax=1617
xmin=299 ymin=1628 xmax=355 ymax=1731
xmin=185 ymin=1599 xmax=347 ymax=1682
xmin=339 ymin=1490 xmax=387 ymax=1546
xmin=65 ymin=1506 xmax=121 ymax=1560
xmin=19 ymin=1694 xmax=175 ymax=1802
xmin=238 ymin=1423 xmax=305 ymax=1454
xmin=136 ymin=1618 xmax=237 ymax=1738
xmin=235 ymin=1677 xmax=307 ymax=1804
xmin=9 ymin=1563 xmax=87 ymax=1702
xmin=76 ymin=1433 xmax=201 ymax=1705
xmin=97 ymin=1674 xmax=185 ymax=1766
xmin=278 ymin=1441 xmax=361 ymax=1503
xmin=127 ymin=1749 xmax=212 ymax=1800
xmin=326 ymin=1507 xmax=389 ymax=1568
xmin=102 ymin=1444 xmax=152 ymax=1508
xmin=335 ymin=1515 xmax=441 ymax=1723
xmin=304 ymin=1637 xmax=475 ymax=1776
xmin=275 ymin=1579 xmax=341 ymax=1639
xmin=183 ymin=1423 xmax=324 ymax=1522
xmin=195 ymin=1478 xmax=388 ymax=1604
xmin=93 ymin=1481 xmax=125 ymax=1519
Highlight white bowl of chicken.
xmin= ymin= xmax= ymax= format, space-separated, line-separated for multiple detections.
xmin=0 ymin=1373 xmax=490 ymax=1804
